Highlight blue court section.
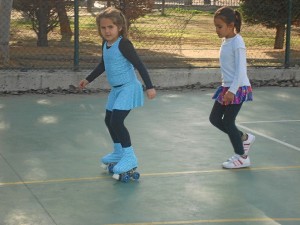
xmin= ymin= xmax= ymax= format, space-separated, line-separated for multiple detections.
xmin=0 ymin=87 xmax=300 ymax=225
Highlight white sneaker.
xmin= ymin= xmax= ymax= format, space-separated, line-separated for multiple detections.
xmin=243 ymin=133 xmax=255 ymax=155
xmin=222 ymin=154 xmax=251 ymax=169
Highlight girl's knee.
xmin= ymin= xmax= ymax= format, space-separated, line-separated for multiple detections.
xmin=209 ymin=114 xmax=219 ymax=127
xmin=222 ymin=120 xmax=235 ymax=131
xmin=105 ymin=110 xmax=112 ymax=127
xmin=110 ymin=119 xmax=122 ymax=131
xmin=104 ymin=117 xmax=110 ymax=127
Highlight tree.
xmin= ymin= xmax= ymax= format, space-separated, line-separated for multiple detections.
xmin=13 ymin=0 xmax=72 ymax=46
xmin=55 ymin=0 xmax=73 ymax=41
xmin=110 ymin=0 xmax=154 ymax=26
xmin=184 ymin=0 xmax=193 ymax=5
xmin=0 ymin=0 xmax=13 ymax=64
xmin=240 ymin=0 xmax=300 ymax=49
xmin=87 ymin=0 xmax=95 ymax=12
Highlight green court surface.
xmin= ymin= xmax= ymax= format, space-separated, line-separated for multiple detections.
xmin=0 ymin=87 xmax=299 ymax=225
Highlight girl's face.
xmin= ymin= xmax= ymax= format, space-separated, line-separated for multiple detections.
xmin=214 ymin=17 xmax=235 ymax=39
xmin=99 ymin=18 xmax=122 ymax=44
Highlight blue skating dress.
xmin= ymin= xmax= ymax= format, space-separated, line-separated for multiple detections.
xmin=103 ymin=37 xmax=144 ymax=111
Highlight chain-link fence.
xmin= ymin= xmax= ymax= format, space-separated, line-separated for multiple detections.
xmin=0 ymin=0 xmax=299 ymax=70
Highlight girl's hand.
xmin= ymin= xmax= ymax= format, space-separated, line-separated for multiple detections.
xmin=79 ymin=79 xmax=89 ymax=89
xmin=223 ymin=91 xmax=235 ymax=104
xmin=146 ymin=88 xmax=156 ymax=100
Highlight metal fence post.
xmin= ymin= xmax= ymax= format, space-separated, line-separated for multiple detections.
xmin=284 ymin=0 xmax=292 ymax=68
xmin=161 ymin=0 xmax=165 ymax=16
xmin=74 ymin=0 xmax=80 ymax=71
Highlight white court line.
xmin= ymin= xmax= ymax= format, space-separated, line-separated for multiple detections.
xmin=237 ymin=123 xmax=300 ymax=152
xmin=239 ymin=119 xmax=300 ymax=124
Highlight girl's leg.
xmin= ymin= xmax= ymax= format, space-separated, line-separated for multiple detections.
xmin=209 ymin=101 xmax=244 ymax=137
xmin=105 ymin=110 xmax=120 ymax=144
xmin=210 ymin=101 xmax=251 ymax=169
xmin=109 ymin=109 xmax=131 ymax=148
xmin=222 ymin=103 xmax=244 ymax=155
xmin=109 ymin=109 xmax=138 ymax=176
xmin=101 ymin=110 xmax=123 ymax=165
xmin=209 ymin=101 xmax=227 ymax=133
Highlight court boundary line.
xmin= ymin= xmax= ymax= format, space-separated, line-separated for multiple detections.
xmin=239 ymin=119 xmax=300 ymax=124
xmin=1 ymin=165 xmax=300 ymax=187
xmin=104 ymin=217 xmax=300 ymax=225
xmin=237 ymin=123 xmax=300 ymax=152
xmin=0 ymin=148 xmax=58 ymax=224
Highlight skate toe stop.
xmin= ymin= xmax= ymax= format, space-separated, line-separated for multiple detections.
xmin=112 ymin=174 xmax=120 ymax=180
xmin=100 ymin=163 xmax=108 ymax=169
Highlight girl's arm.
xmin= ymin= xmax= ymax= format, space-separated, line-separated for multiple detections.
xmin=84 ymin=41 xmax=106 ymax=83
xmin=229 ymin=47 xmax=247 ymax=95
xmin=79 ymin=58 xmax=105 ymax=89
xmin=224 ymin=47 xmax=246 ymax=103
xmin=85 ymin=58 xmax=105 ymax=83
xmin=119 ymin=38 xmax=154 ymax=90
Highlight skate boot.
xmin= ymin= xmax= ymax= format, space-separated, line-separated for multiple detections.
xmin=100 ymin=143 xmax=123 ymax=173
xmin=112 ymin=146 xmax=140 ymax=182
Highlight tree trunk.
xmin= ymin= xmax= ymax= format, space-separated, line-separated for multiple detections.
xmin=0 ymin=0 xmax=13 ymax=64
xmin=87 ymin=0 xmax=95 ymax=12
xmin=184 ymin=0 xmax=193 ymax=6
xmin=55 ymin=0 xmax=73 ymax=42
xmin=274 ymin=24 xmax=285 ymax=49
xmin=161 ymin=0 xmax=165 ymax=16
xmin=36 ymin=0 xmax=49 ymax=46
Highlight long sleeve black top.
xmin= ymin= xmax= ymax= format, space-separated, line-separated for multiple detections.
xmin=85 ymin=38 xmax=154 ymax=89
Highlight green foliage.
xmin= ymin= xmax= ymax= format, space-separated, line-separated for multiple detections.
xmin=110 ymin=0 xmax=154 ymax=24
xmin=12 ymin=0 xmax=73 ymax=46
xmin=240 ymin=0 xmax=300 ymax=28
xmin=13 ymin=0 xmax=60 ymax=34
xmin=167 ymin=8 xmax=202 ymax=15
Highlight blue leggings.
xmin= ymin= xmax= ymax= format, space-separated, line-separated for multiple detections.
xmin=105 ymin=109 xmax=131 ymax=148
xmin=209 ymin=101 xmax=244 ymax=155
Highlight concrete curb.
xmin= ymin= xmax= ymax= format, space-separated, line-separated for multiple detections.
xmin=0 ymin=67 xmax=299 ymax=92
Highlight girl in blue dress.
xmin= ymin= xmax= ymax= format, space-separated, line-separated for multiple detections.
xmin=79 ymin=7 xmax=156 ymax=180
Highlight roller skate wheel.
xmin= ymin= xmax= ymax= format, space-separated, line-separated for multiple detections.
xmin=121 ymin=174 xmax=130 ymax=183
xmin=132 ymin=172 xmax=140 ymax=180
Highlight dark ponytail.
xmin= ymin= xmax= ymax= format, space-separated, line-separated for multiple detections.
xmin=234 ymin=10 xmax=242 ymax=33
xmin=214 ymin=6 xmax=242 ymax=33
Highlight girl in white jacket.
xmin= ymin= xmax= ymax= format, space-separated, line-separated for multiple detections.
xmin=209 ymin=6 xmax=255 ymax=169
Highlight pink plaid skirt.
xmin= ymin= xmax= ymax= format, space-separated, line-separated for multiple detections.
xmin=212 ymin=86 xmax=253 ymax=105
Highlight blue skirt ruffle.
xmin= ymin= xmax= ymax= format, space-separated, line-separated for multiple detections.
xmin=106 ymin=79 xmax=144 ymax=111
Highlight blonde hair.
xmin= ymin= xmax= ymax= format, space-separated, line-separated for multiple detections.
xmin=96 ymin=7 xmax=128 ymax=39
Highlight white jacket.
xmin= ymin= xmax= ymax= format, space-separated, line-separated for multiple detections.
xmin=219 ymin=34 xmax=251 ymax=94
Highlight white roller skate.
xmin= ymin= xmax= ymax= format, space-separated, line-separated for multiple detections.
xmin=112 ymin=146 xmax=140 ymax=182
xmin=100 ymin=143 xmax=123 ymax=173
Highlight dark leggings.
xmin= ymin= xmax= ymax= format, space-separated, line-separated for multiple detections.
xmin=209 ymin=101 xmax=244 ymax=155
xmin=105 ymin=109 xmax=131 ymax=148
